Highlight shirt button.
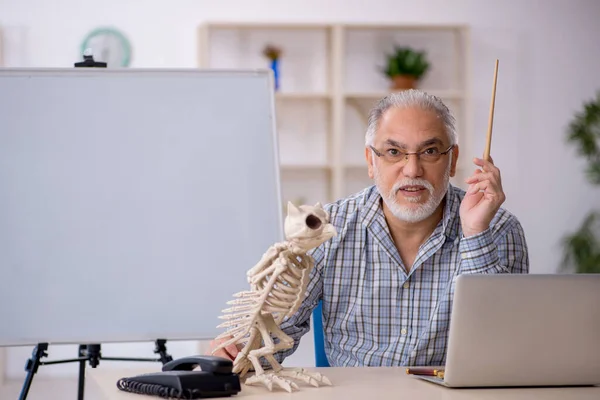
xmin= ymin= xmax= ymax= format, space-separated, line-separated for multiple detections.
xmin=461 ymin=253 xmax=467 ymax=259
xmin=403 ymin=282 xmax=409 ymax=289
xmin=401 ymin=328 xmax=407 ymax=335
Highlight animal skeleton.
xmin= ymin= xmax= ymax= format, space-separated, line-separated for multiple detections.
xmin=212 ymin=202 xmax=336 ymax=392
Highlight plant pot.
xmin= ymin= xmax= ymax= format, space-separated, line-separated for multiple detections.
xmin=390 ymin=75 xmax=417 ymax=90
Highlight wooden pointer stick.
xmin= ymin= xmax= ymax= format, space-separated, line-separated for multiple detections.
xmin=483 ymin=59 xmax=499 ymax=161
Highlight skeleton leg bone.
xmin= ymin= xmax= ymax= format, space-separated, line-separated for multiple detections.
xmin=244 ymin=313 xmax=332 ymax=392
xmin=245 ymin=324 xmax=297 ymax=391
xmin=266 ymin=316 xmax=332 ymax=387
xmin=232 ymin=327 xmax=260 ymax=377
xmin=245 ymin=317 xmax=273 ymax=377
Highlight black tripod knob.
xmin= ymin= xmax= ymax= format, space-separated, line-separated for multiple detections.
xmin=85 ymin=344 xmax=102 ymax=368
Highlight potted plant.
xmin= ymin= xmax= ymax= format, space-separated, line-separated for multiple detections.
xmin=381 ymin=46 xmax=430 ymax=90
xmin=561 ymin=90 xmax=600 ymax=273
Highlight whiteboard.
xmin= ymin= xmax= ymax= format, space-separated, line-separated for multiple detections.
xmin=0 ymin=68 xmax=283 ymax=347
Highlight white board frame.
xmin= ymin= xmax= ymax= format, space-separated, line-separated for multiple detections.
xmin=0 ymin=68 xmax=283 ymax=348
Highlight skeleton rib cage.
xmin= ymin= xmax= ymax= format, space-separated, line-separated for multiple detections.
xmin=216 ymin=247 xmax=312 ymax=346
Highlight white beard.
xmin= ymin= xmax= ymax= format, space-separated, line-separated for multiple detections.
xmin=374 ymin=157 xmax=452 ymax=223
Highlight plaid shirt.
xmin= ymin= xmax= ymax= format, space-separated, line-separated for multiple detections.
xmin=276 ymin=184 xmax=529 ymax=367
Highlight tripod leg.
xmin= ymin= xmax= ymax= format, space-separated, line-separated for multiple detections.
xmin=19 ymin=343 xmax=48 ymax=400
xmin=154 ymin=339 xmax=173 ymax=364
xmin=77 ymin=344 xmax=101 ymax=400
xmin=77 ymin=345 xmax=86 ymax=400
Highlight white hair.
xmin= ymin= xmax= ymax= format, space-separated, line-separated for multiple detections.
xmin=365 ymin=89 xmax=457 ymax=147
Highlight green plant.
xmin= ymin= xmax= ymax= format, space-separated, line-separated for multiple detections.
xmin=561 ymin=90 xmax=600 ymax=273
xmin=566 ymin=91 xmax=600 ymax=184
xmin=381 ymin=46 xmax=430 ymax=79
xmin=562 ymin=212 xmax=600 ymax=273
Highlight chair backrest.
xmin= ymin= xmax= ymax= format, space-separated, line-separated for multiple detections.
xmin=312 ymin=300 xmax=330 ymax=367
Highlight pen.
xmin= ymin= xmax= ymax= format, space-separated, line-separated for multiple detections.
xmin=405 ymin=367 xmax=440 ymax=376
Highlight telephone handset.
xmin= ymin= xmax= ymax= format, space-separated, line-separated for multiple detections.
xmin=162 ymin=356 xmax=236 ymax=374
xmin=116 ymin=355 xmax=241 ymax=398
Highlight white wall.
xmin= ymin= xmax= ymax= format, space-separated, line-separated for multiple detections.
xmin=1 ymin=0 xmax=599 ymax=380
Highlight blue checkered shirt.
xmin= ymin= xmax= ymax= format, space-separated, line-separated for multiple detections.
xmin=276 ymin=184 xmax=529 ymax=367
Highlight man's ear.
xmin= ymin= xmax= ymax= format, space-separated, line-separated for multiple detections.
xmin=366 ymin=146 xmax=375 ymax=179
xmin=450 ymin=145 xmax=459 ymax=177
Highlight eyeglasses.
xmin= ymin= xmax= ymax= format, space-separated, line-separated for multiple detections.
xmin=369 ymin=144 xmax=454 ymax=164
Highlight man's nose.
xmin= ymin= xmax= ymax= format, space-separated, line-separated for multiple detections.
xmin=401 ymin=154 xmax=424 ymax=178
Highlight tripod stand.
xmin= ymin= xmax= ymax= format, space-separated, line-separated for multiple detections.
xmin=19 ymin=339 xmax=173 ymax=400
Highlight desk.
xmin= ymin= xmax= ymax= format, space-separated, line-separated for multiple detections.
xmin=86 ymin=367 xmax=600 ymax=399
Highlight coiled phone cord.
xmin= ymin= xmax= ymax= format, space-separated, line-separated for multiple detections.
xmin=116 ymin=377 xmax=201 ymax=399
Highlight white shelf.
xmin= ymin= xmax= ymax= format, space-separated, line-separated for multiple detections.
xmin=345 ymin=90 xmax=464 ymax=101
xmin=203 ymin=22 xmax=467 ymax=31
xmin=200 ymin=22 xmax=332 ymax=30
xmin=281 ymin=164 xmax=332 ymax=171
xmin=340 ymin=23 xmax=470 ymax=31
xmin=343 ymin=90 xmax=466 ymax=128
xmin=276 ymin=92 xmax=332 ymax=100
xmin=197 ymin=22 xmax=471 ymax=203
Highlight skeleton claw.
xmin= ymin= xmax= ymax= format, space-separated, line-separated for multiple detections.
xmin=278 ymin=368 xmax=333 ymax=387
xmin=244 ymin=369 xmax=331 ymax=392
xmin=245 ymin=372 xmax=300 ymax=393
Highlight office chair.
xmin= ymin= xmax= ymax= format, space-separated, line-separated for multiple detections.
xmin=312 ymin=300 xmax=330 ymax=367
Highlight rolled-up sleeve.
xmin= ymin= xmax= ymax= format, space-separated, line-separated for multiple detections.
xmin=459 ymin=218 xmax=529 ymax=275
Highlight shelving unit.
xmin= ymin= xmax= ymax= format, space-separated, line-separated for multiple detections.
xmin=197 ymin=22 xmax=471 ymax=207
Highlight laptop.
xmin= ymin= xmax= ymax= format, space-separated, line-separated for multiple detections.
xmin=414 ymin=274 xmax=600 ymax=388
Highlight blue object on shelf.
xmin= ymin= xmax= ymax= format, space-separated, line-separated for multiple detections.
xmin=313 ymin=300 xmax=330 ymax=367
xmin=270 ymin=59 xmax=280 ymax=91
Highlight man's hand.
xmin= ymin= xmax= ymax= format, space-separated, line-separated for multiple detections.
xmin=206 ymin=336 xmax=241 ymax=361
xmin=460 ymin=157 xmax=506 ymax=237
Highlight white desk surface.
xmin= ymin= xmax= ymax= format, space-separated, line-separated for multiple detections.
xmin=86 ymin=366 xmax=600 ymax=400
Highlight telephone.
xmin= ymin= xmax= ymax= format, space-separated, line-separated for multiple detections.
xmin=116 ymin=355 xmax=241 ymax=399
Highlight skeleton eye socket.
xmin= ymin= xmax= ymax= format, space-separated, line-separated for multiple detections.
xmin=305 ymin=214 xmax=322 ymax=230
